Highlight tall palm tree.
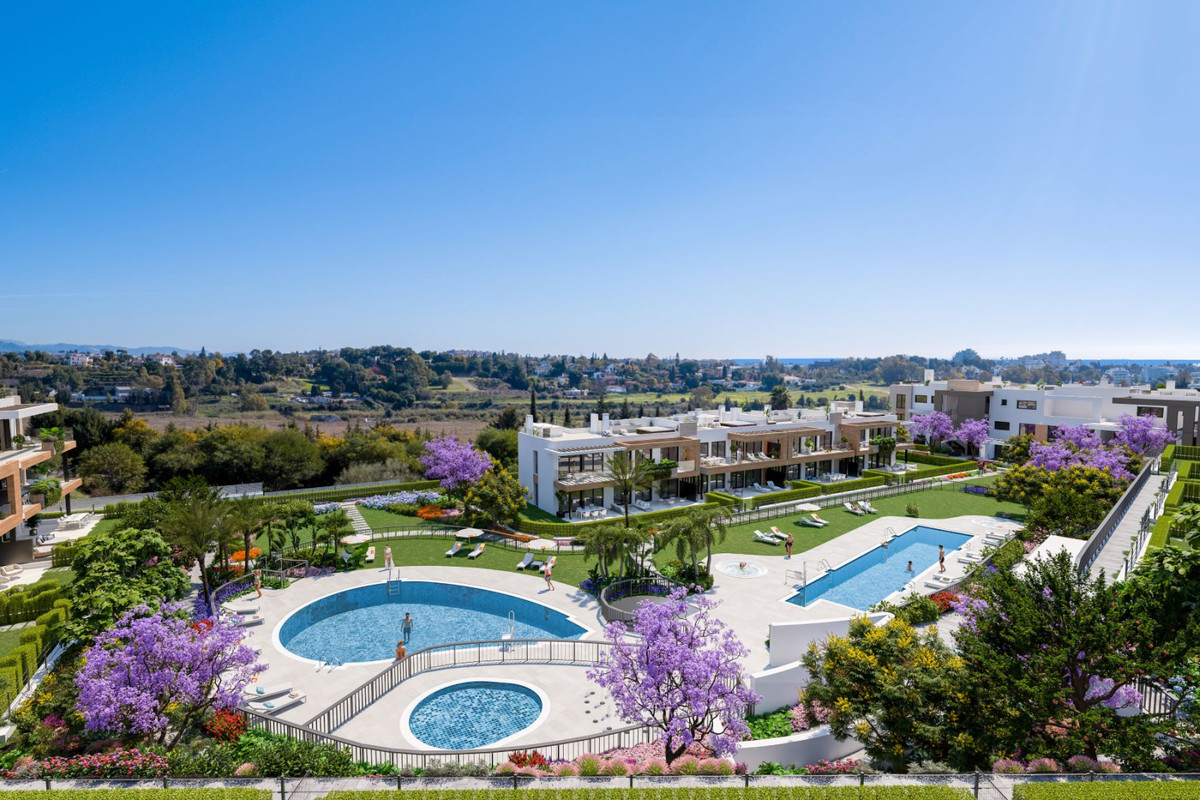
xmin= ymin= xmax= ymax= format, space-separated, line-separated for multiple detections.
xmin=320 ymin=509 xmax=355 ymax=555
xmin=607 ymin=450 xmax=654 ymax=526
xmin=659 ymin=507 xmax=730 ymax=575
xmin=160 ymin=482 xmax=232 ymax=607
xmin=229 ymin=499 xmax=265 ymax=570
xmin=579 ymin=522 xmax=622 ymax=580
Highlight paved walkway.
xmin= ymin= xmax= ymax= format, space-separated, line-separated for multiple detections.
xmin=1089 ymin=472 xmax=1168 ymax=581
xmin=339 ymin=502 xmax=372 ymax=535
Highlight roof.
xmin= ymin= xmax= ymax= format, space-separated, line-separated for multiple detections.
xmin=729 ymin=427 xmax=824 ymax=440
xmin=615 ymin=436 xmax=698 ymax=449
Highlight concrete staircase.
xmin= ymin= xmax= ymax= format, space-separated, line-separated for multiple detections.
xmin=338 ymin=501 xmax=372 ymax=536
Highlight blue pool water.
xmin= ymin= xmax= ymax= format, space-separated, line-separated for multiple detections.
xmin=278 ymin=581 xmax=586 ymax=663
xmin=408 ymin=681 xmax=542 ymax=749
xmin=788 ymin=526 xmax=971 ymax=610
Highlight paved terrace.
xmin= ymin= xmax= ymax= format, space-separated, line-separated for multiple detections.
xmin=241 ymin=511 xmax=1019 ymax=748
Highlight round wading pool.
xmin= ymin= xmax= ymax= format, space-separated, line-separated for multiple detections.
xmin=404 ymin=680 xmax=546 ymax=750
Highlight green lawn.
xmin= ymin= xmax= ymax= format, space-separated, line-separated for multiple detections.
xmin=719 ymin=484 xmax=1025 ymax=557
xmin=0 ymin=626 xmax=27 ymax=663
xmin=356 ymin=507 xmax=449 ymax=532
xmin=359 ymin=535 xmax=594 ymax=587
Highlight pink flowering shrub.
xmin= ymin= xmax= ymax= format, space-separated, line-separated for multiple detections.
xmin=599 ymin=759 xmax=629 ymax=776
xmin=233 ymin=762 xmax=258 ymax=777
xmin=992 ymin=759 xmax=1024 ymax=774
xmin=642 ymin=758 xmax=668 ymax=775
xmin=669 ymin=755 xmax=700 ymax=775
xmin=698 ymin=758 xmax=735 ymax=775
xmin=1026 ymin=758 xmax=1061 ymax=773
xmin=3 ymin=748 xmax=169 ymax=779
xmin=805 ymin=758 xmax=858 ymax=775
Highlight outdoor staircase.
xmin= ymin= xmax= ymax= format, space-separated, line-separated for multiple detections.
xmin=338 ymin=501 xmax=372 ymax=535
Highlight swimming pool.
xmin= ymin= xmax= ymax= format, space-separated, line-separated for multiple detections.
xmin=788 ymin=526 xmax=971 ymax=610
xmin=405 ymin=680 xmax=546 ymax=750
xmin=277 ymin=581 xmax=587 ymax=663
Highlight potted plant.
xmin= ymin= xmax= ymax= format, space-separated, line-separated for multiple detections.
xmin=554 ymin=490 xmax=568 ymax=518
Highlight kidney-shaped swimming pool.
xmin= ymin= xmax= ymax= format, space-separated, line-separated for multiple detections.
xmin=277 ymin=580 xmax=587 ymax=663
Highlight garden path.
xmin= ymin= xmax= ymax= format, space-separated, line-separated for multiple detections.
xmin=339 ymin=501 xmax=373 ymax=535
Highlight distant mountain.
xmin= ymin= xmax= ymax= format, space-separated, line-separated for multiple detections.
xmin=0 ymin=339 xmax=194 ymax=356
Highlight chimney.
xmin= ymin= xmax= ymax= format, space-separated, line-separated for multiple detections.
xmin=524 ymin=414 xmax=534 ymax=434
xmin=602 ymin=413 xmax=611 ymax=431
xmin=923 ymin=368 xmax=935 ymax=383
xmin=1166 ymin=380 xmax=1176 ymax=391
xmin=590 ymin=413 xmax=600 ymax=434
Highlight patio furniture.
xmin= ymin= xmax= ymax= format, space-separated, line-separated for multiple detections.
xmin=247 ymin=691 xmax=306 ymax=715
xmin=925 ymin=575 xmax=955 ymax=590
xmin=843 ymin=502 xmax=864 ymax=515
xmin=799 ymin=516 xmax=823 ymax=528
xmin=516 ymin=553 xmax=534 ymax=570
xmin=766 ymin=481 xmax=782 ymax=491
xmin=753 ymin=530 xmax=780 ymax=545
xmin=0 ymin=564 xmax=23 ymax=577
xmin=770 ymin=526 xmax=789 ymax=541
xmin=957 ymin=549 xmax=985 ymax=564
xmin=811 ymin=513 xmax=831 ymax=526
xmin=445 ymin=542 xmax=462 ymax=557
xmin=243 ymin=682 xmax=292 ymax=699
xmin=860 ymin=501 xmax=878 ymax=513
xmin=467 ymin=543 xmax=486 ymax=559
xmin=223 ymin=602 xmax=258 ymax=616
xmin=230 ymin=614 xmax=264 ymax=628
xmin=365 ymin=546 xmax=376 ymax=563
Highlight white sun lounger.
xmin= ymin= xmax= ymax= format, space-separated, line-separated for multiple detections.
xmin=957 ymin=549 xmax=985 ymax=564
xmin=766 ymin=481 xmax=782 ymax=491
xmin=246 ymin=691 xmax=306 ymax=715
xmin=811 ymin=514 xmax=830 ymax=526
xmin=843 ymin=502 xmax=864 ymax=515
xmin=770 ymin=526 xmax=789 ymax=541
xmin=365 ymin=546 xmax=376 ymax=563
xmin=924 ymin=574 xmax=955 ymax=589
xmin=243 ymin=682 xmax=291 ymax=699
xmin=230 ymin=614 xmax=264 ymax=628
xmin=799 ymin=516 xmax=823 ymax=528
xmin=860 ymin=501 xmax=878 ymax=513
xmin=445 ymin=542 xmax=462 ymax=557
xmin=516 ymin=553 xmax=534 ymax=570
xmin=753 ymin=530 xmax=780 ymax=545
xmin=467 ymin=543 xmax=486 ymax=559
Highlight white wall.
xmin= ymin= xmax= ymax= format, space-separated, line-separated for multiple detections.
xmin=766 ymin=610 xmax=892 ymax=669
xmin=735 ymin=726 xmax=862 ymax=771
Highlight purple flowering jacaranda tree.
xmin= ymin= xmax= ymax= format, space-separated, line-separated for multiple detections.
xmin=76 ymin=602 xmax=264 ymax=748
xmin=1115 ymin=413 xmax=1175 ymax=455
xmin=909 ymin=411 xmax=954 ymax=449
xmin=587 ymin=587 xmax=760 ymax=764
xmin=419 ymin=435 xmax=492 ymax=496
xmin=954 ymin=418 xmax=990 ymax=458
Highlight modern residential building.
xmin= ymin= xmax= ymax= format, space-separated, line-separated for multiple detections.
xmin=888 ymin=375 xmax=1176 ymax=458
xmin=518 ymin=404 xmax=902 ymax=518
xmin=0 ymin=396 xmax=80 ymax=564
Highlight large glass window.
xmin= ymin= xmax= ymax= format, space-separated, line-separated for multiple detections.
xmin=1017 ymin=400 xmax=1038 ymax=410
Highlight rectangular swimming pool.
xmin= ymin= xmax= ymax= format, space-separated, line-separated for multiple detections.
xmin=787 ymin=525 xmax=972 ymax=610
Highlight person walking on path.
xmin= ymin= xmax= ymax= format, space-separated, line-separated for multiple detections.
xmin=543 ymin=561 xmax=555 ymax=591
xmin=254 ymin=569 xmax=262 ymax=598
xmin=938 ymin=545 xmax=946 ymax=573
xmin=785 ymin=534 xmax=794 ymax=559
xmin=384 ymin=545 xmax=394 ymax=570
xmin=402 ymin=611 xmax=415 ymax=642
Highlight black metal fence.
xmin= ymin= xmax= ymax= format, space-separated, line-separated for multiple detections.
xmin=598 ymin=575 xmax=682 ymax=624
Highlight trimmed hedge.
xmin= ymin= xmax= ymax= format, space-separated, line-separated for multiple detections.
xmin=1149 ymin=514 xmax=1176 ymax=551
xmin=819 ymin=476 xmax=886 ymax=495
xmin=749 ymin=485 xmax=822 ymax=509
xmin=705 ymin=491 xmax=741 ymax=507
xmin=514 ymin=503 xmax=722 ymax=535
xmin=326 ymin=790 xmax=972 ymax=800
xmin=789 ymin=480 xmax=823 ymax=490
xmin=1180 ymin=460 xmax=1200 ymax=481
xmin=0 ymin=582 xmax=66 ymax=626
xmin=1164 ymin=479 xmax=1200 ymax=511
xmin=1172 ymin=444 xmax=1200 ymax=462
xmin=903 ymin=452 xmax=974 ymax=467
xmin=0 ymin=793 xmax=270 ymax=800
xmin=1013 ymin=783 xmax=1200 ymax=800
xmin=1161 ymin=444 xmax=1175 ymax=468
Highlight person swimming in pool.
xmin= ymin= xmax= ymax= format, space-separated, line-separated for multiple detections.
xmin=906 ymin=560 xmax=914 ymax=572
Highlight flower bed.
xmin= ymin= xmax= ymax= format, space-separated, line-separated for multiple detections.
xmin=5 ymin=748 xmax=169 ymax=778
xmin=357 ymin=491 xmax=444 ymax=510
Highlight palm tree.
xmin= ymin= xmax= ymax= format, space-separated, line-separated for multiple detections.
xmin=160 ymin=481 xmax=232 ymax=608
xmin=229 ymin=499 xmax=265 ymax=570
xmin=659 ymin=507 xmax=730 ymax=575
xmin=579 ymin=522 xmax=623 ymax=580
xmin=320 ymin=509 xmax=355 ymax=555
xmin=607 ymin=450 xmax=654 ymax=526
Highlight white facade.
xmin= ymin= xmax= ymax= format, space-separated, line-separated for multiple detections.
xmin=518 ymin=406 xmax=900 ymax=518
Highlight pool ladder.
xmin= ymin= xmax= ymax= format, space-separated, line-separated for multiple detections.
xmin=500 ymin=611 xmax=516 ymax=641
xmin=319 ymin=654 xmax=343 ymax=671
xmin=386 ymin=576 xmax=402 ymax=596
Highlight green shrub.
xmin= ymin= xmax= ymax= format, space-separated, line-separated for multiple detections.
xmin=906 ymin=503 xmax=920 ymax=517
xmin=819 ymin=476 xmax=885 ymax=495
xmin=1013 ymin=783 xmax=1200 ymax=800
xmin=903 ymin=452 xmax=972 ymax=467
xmin=788 ymin=480 xmax=823 ymax=490
xmin=1148 ymin=514 xmax=1176 ymax=551
xmin=705 ymin=491 xmax=741 ymax=507
xmin=1165 ymin=479 xmax=1200 ymax=511
xmin=18 ymin=624 xmax=47 ymax=652
xmin=749 ymin=485 xmax=822 ymax=508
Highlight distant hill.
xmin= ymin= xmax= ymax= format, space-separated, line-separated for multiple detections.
xmin=0 ymin=339 xmax=194 ymax=356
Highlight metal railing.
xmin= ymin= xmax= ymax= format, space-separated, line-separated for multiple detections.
xmin=1077 ymin=455 xmax=1160 ymax=576
xmin=305 ymin=638 xmax=618 ymax=734
xmin=598 ymin=575 xmax=683 ymax=624
xmin=237 ymin=638 xmax=655 ymax=770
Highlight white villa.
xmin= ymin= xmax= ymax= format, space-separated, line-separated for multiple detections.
xmin=518 ymin=404 xmax=902 ymax=519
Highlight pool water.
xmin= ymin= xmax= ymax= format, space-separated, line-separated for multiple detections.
xmin=407 ymin=681 xmax=543 ymax=749
xmin=789 ymin=526 xmax=971 ymax=610
xmin=278 ymin=581 xmax=586 ymax=663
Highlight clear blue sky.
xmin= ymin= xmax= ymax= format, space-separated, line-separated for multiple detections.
xmin=3 ymin=2 xmax=1198 ymax=359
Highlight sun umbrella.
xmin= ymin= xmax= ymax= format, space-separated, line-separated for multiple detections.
xmin=456 ymin=528 xmax=485 ymax=539
xmin=341 ymin=534 xmax=371 ymax=545
xmin=525 ymin=538 xmax=556 ymax=551
xmin=795 ymin=503 xmax=821 ymax=512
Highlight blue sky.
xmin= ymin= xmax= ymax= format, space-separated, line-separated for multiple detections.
xmin=3 ymin=2 xmax=1198 ymax=359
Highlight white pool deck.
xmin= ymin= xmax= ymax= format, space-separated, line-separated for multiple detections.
xmin=242 ymin=513 xmax=1020 ymax=748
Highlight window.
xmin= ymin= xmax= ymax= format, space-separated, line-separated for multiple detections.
xmin=1016 ymin=400 xmax=1037 ymax=410
xmin=914 ymin=394 xmax=928 ymax=403
xmin=533 ymin=451 xmax=538 ymax=474
xmin=1001 ymin=399 xmax=1008 ymax=406
xmin=994 ymin=421 xmax=1011 ymax=431
xmin=1136 ymin=406 xmax=1165 ymax=418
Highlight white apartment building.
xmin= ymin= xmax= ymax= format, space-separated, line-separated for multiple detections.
xmin=518 ymin=405 xmax=901 ymax=518
xmin=889 ymin=376 xmax=1182 ymax=458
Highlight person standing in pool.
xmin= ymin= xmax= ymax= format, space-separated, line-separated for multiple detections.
xmin=785 ymin=533 xmax=794 ymax=559
xmin=906 ymin=560 xmax=914 ymax=572
xmin=401 ymin=612 xmax=414 ymax=642
xmin=938 ymin=545 xmax=946 ymax=573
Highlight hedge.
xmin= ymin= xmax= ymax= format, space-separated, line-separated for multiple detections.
xmin=1149 ymin=514 xmax=1176 ymax=551
xmin=819 ymin=476 xmax=886 ymax=495
xmin=868 ymin=462 xmax=980 ymax=485
xmin=52 ymin=542 xmax=80 ymax=567
xmin=1164 ymin=479 xmax=1200 ymax=511
xmin=1013 ymin=783 xmax=1200 ymax=800
xmin=0 ymin=582 xmax=65 ymax=626
xmin=1160 ymin=444 xmax=1175 ymax=468
xmin=514 ymin=503 xmax=722 ymax=536
xmin=0 ymin=793 xmax=271 ymax=800
xmin=1180 ymin=460 xmax=1200 ymax=481
xmin=325 ymin=790 xmax=972 ymax=800
xmin=749 ymin=485 xmax=822 ymax=509
xmin=258 ymin=480 xmax=441 ymax=505
xmin=789 ymin=480 xmax=823 ymax=490
xmin=1172 ymin=444 xmax=1200 ymax=462
xmin=903 ymin=452 xmax=974 ymax=467
xmin=705 ymin=491 xmax=741 ymax=507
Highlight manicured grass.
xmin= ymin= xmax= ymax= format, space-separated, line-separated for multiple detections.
xmin=357 ymin=506 xmax=449 ymax=531
xmin=326 ymin=789 xmax=971 ymax=800
xmin=719 ymin=485 xmax=1025 ymax=557
xmin=36 ymin=567 xmax=74 ymax=588
xmin=88 ymin=517 xmax=121 ymax=536
xmin=361 ymin=535 xmax=594 ymax=587
xmin=0 ymin=625 xmax=28 ymax=663
xmin=1014 ymin=783 xmax=1200 ymax=800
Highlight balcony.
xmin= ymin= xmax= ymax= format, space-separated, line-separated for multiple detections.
xmin=554 ymin=471 xmax=612 ymax=490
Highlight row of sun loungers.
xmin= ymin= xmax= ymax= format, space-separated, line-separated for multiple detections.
xmin=515 ymin=553 xmax=556 ymax=572
xmin=242 ymin=681 xmax=306 ymax=715
xmin=444 ymin=541 xmax=486 ymax=559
